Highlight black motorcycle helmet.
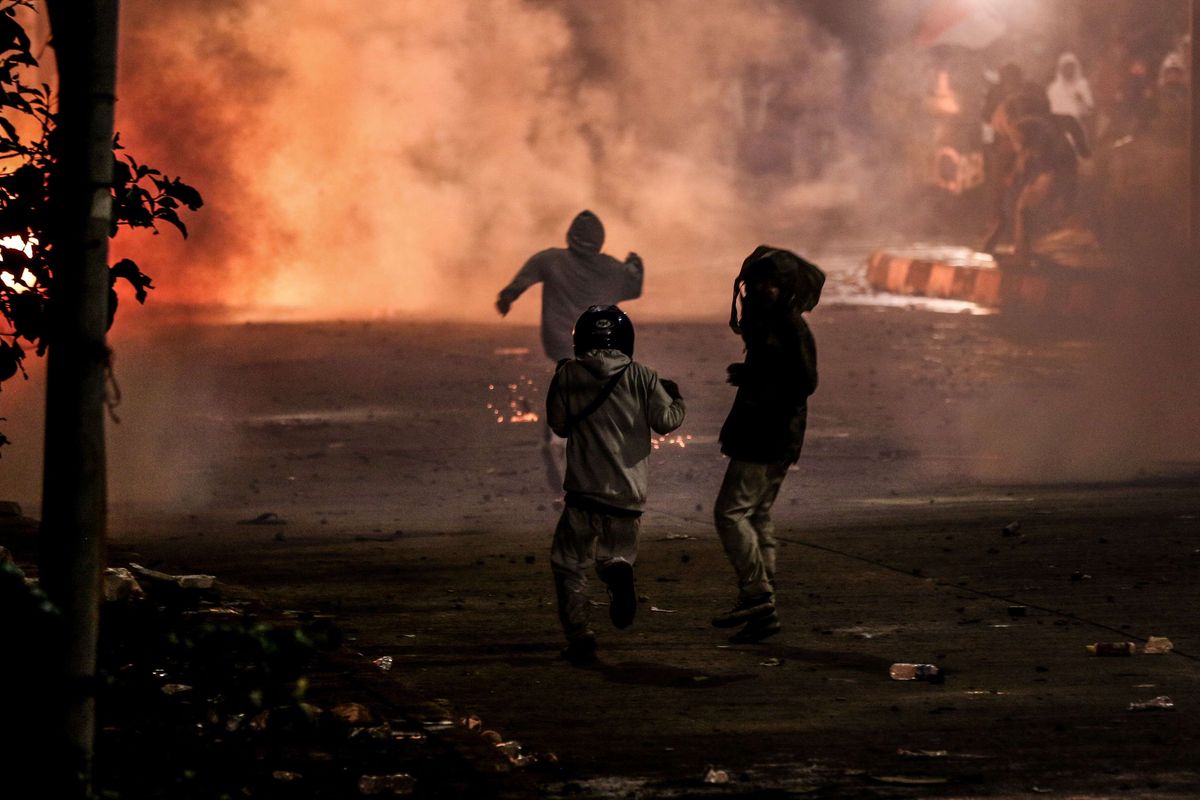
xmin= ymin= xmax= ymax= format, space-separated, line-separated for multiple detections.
xmin=572 ymin=305 xmax=635 ymax=358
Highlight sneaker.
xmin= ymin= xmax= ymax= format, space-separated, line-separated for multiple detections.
xmin=560 ymin=634 xmax=597 ymax=665
xmin=729 ymin=612 xmax=782 ymax=644
xmin=710 ymin=593 xmax=774 ymax=628
xmin=600 ymin=561 xmax=637 ymax=629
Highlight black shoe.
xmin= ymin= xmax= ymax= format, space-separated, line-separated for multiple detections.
xmin=600 ymin=561 xmax=637 ymax=630
xmin=560 ymin=634 xmax=597 ymax=665
xmin=711 ymin=594 xmax=775 ymax=628
xmin=729 ymin=612 xmax=782 ymax=644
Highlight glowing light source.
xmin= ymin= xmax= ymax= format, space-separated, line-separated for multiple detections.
xmin=0 ymin=234 xmax=36 ymax=257
xmin=0 ymin=235 xmax=38 ymax=293
xmin=0 ymin=269 xmax=36 ymax=293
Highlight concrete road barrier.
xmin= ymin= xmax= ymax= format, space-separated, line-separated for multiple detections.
xmin=866 ymin=247 xmax=1145 ymax=317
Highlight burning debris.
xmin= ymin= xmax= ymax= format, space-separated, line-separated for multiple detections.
xmin=651 ymin=433 xmax=693 ymax=450
xmin=485 ymin=376 xmax=540 ymax=424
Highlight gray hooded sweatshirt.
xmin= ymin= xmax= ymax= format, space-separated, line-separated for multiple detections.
xmin=500 ymin=211 xmax=644 ymax=361
xmin=546 ymin=349 xmax=685 ymax=512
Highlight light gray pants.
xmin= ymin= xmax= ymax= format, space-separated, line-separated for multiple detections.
xmin=714 ymin=459 xmax=790 ymax=600
xmin=542 ymin=423 xmax=567 ymax=493
xmin=550 ymin=506 xmax=640 ymax=641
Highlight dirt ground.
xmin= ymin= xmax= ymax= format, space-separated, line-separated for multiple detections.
xmin=9 ymin=296 xmax=1200 ymax=798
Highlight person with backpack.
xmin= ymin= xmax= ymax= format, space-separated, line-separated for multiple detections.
xmin=546 ymin=305 xmax=685 ymax=664
xmin=710 ymin=246 xmax=823 ymax=644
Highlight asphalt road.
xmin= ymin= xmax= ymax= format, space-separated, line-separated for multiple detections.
xmin=91 ymin=303 xmax=1200 ymax=797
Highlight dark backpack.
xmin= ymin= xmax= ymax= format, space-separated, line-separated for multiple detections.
xmin=729 ymin=246 xmax=825 ymax=334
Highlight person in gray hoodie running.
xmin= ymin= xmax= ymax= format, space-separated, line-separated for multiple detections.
xmin=546 ymin=305 xmax=685 ymax=664
xmin=497 ymin=211 xmax=645 ymax=492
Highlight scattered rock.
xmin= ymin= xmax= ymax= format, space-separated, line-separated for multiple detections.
xmin=1142 ymin=636 xmax=1174 ymax=655
xmin=494 ymin=740 xmax=524 ymax=761
xmin=129 ymin=563 xmax=215 ymax=591
xmin=102 ymin=567 xmax=145 ymax=603
xmin=898 ymin=748 xmax=949 ymax=758
xmin=703 ymin=766 xmax=730 ymax=784
xmin=332 ymin=702 xmax=376 ymax=727
xmin=1128 ymin=695 xmax=1175 ymax=712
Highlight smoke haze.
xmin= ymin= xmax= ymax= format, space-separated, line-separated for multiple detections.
xmin=112 ymin=0 xmax=858 ymax=322
xmin=2 ymin=1 xmax=1196 ymax=510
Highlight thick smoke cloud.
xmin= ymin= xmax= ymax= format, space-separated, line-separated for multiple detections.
xmin=4 ymin=1 xmax=1194 ymax=505
xmin=112 ymin=0 xmax=855 ymax=321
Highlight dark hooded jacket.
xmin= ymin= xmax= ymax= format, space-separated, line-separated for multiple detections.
xmin=719 ymin=246 xmax=822 ymax=465
xmin=499 ymin=211 xmax=644 ymax=361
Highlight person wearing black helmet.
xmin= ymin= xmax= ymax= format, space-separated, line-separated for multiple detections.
xmin=545 ymin=305 xmax=685 ymax=664
xmin=496 ymin=210 xmax=645 ymax=493
xmin=710 ymin=246 xmax=822 ymax=644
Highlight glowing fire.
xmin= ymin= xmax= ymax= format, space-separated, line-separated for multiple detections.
xmin=0 ymin=235 xmax=38 ymax=293
xmin=486 ymin=375 xmax=540 ymax=425
xmin=652 ymin=434 xmax=693 ymax=450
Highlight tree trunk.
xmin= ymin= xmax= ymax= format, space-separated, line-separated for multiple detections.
xmin=1192 ymin=0 xmax=1200 ymax=264
xmin=38 ymin=1 xmax=120 ymax=794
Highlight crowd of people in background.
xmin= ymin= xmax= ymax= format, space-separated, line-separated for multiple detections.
xmin=968 ymin=24 xmax=1191 ymax=265
xmin=976 ymin=25 xmax=1190 ymax=155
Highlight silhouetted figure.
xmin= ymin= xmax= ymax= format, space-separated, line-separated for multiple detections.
xmin=711 ymin=247 xmax=821 ymax=644
xmin=1047 ymin=52 xmax=1095 ymax=129
xmin=1149 ymin=50 xmax=1188 ymax=142
xmin=546 ymin=306 xmax=685 ymax=664
xmin=983 ymin=85 xmax=1090 ymax=263
xmin=982 ymin=63 xmax=1026 ymax=127
xmin=982 ymin=64 xmax=1036 ymax=227
xmin=497 ymin=210 xmax=644 ymax=492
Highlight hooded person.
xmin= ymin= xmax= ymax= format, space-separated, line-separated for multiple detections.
xmin=497 ymin=211 xmax=645 ymax=493
xmin=545 ymin=305 xmax=685 ymax=664
xmin=497 ymin=210 xmax=644 ymax=362
xmin=1152 ymin=50 xmax=1188 ymax=139
xmin=710 ymin=246 xmax=822 ymax=644
xmin=1046 ymin=52 xmax=1094 ymax=124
